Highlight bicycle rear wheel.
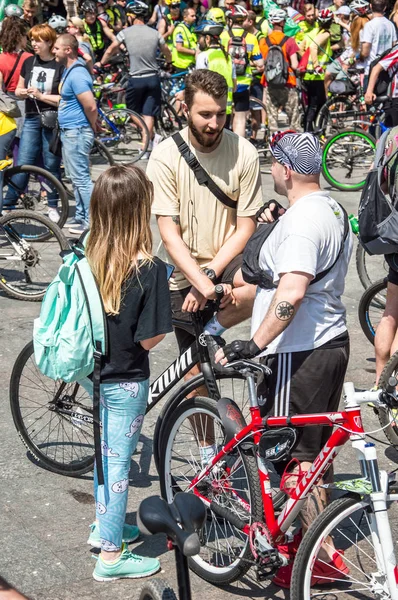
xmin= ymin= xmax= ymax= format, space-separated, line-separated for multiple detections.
xmin=155 ymin=102 xmax=182 ymax=138
xmin=291 ymin=495 xmax=391 ymax=599
xmin=316 ymin=96 xmax=358 ymax=135
xmin=0 ymin=211 xmax=69 ymax=301
xmin=356 ymin=243 xmax=389 ymax=290
xmin=99 ymin=108 xmax=149 ymax=163
xmin=377 ymin=350 xmax=398 ymax=446
xmin=358 ymin=278 xmax=387 ymax=345
xmin=159 ymin=396 xmax=264 ymax=585
xmin=3 ymin=164 xmax=69 ymax=229
xmin=321 ymin=129 xmax=376 ymax=191
xmin=10 ymin=340 xmax=95 ymax=476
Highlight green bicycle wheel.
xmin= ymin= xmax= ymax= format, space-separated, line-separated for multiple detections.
xmin=321 ymin=129 xmax=376 ymax=192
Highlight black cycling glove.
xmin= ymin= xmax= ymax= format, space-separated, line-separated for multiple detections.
xmin=255 ymin=200 xmax=285 ymax=222
xmin=223 ymin=339 xmax=263 ymax=362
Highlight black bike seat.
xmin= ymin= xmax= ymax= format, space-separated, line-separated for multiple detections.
xmin=137 ymin=493 xmax=206 ymax=557
xmin=106 ymin=54 xmax=124 ymax=66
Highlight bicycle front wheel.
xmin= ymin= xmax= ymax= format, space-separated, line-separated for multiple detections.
xmin=356 ymin=243 xmax=389 ymax=290
xmin=155 ymin=102 xmax=182 ymax=138
xmin=377 ymin=350 xmax=398 ymax=446
xmin=99 ymin=108 xmax=149 ymax=163
xmin=10 ymin=340 xmax=95 ymax=476
xmin=4 ymin=164 xmax=69 ymax=229
xmin=316 ymin=96 xmax=359 ymax=135
xmin=322 ymin=129 xmax=376 ymax=191
xmin=291 ymin=495 xmax=393 ymax=599
xmin=159 ymin=396 xmax=263 ymax=586
xmin=0 ymin=210 xmax=69 ymax=301
xmin=358 ymin=278 xmax=387 ymax=345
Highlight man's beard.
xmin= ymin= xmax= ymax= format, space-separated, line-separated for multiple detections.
xmin=187 ymin=116 xmax=223 ymax=149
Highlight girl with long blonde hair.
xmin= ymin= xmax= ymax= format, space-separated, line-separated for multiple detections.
xmin=83 ymin=165 xmax=173 ymax=582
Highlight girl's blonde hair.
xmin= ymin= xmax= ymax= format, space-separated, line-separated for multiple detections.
xmin=350 ymin=14 xmax=369 ymax=52
xmin=390 ymin=0 xmax=398 ymax=16
xmin=69 ymin=17 xmax=90 ymax=42
xmin=86 ymin=165 xmax=153 ymax=315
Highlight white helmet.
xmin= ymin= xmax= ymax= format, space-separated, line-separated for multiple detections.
xmin=350 ymin=0 xmax=370 ymax=15
xmin=226 ymin=5 xmax=248 ymax=20
xmin=4 ymin=4 xmax=23 ymax=17
xmin=268 ymin=7 xmax=287 ymax=22
xmin=275 ymin=0 xmax=290 ymax=7
xmin=48 ymin=14 xmax=68 ymax=32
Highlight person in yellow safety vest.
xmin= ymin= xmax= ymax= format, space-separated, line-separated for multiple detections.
xmin=82 ymin=0 xmax=116 ymax=62
xmin=172 ymin=7 xmax=197 ymax=72
xmin=299 ymin=8 xmax=333 ymax=132
xmin=295 ymin=2 xmax=318 ymax=44
xmin=195 ymin=20 xmax=236 ymax=128
xmin=220 ymin=5 xmax=263 ymax=137
xmin=206 ymin=6 xmax=226 ymax=25
xmin=251 ymin=0 xmax=271 ymax=36
xmin=158 ymin=0 xmax=183 ymax=49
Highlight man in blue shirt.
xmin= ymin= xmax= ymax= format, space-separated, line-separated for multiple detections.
xmin=53 ymin=33 xmax=98 ymax=234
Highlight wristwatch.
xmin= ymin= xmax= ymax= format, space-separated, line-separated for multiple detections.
xmin=202 ymin=267 xmax=217 ymax=282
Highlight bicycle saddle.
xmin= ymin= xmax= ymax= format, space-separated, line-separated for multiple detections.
xmin=137 ymin=493 xmax=206 ymax=557
xmin=106 ymin=54 xmax=125 ymax=66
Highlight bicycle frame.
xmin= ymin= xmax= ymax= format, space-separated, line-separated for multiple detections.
xmin=188 ymin=378 xmax=398 ymax=594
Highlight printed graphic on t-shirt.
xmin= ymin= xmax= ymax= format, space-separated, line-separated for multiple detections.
xmin=29 ymin=66 xmax=55 ymax=94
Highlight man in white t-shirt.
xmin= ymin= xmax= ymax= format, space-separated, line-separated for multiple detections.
xmin=360 ymin=0 xmax=396 ymax=74
xmin=216 ymin=131 xmax=353 ymax=588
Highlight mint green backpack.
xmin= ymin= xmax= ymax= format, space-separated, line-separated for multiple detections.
xmin=33 ymin=239 xmax=107 ymax=484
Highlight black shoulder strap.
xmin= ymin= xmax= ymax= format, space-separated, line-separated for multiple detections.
xmin=278 ymin=35 xmax=288 ymax=48
xmin=60 ymin=62 xmax=87 ymax=89
xmin=311 ymin=203 xmax=349 ymax=285
xmin=172 ymin=132 xmax=237 ymax=210
xmin=4 ymin=51 xmax=23 ymax=91
xmin=265 ymin=36 xmax=272 ymax=48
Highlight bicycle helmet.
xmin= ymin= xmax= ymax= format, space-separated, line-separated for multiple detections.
xmin=206 ymin=6 xmax=226 ymax=24
xmin=4 ymin=4 xmax=23 ymax=17
xmin=318 ymin=8 xmax=334 ymax=23
xmin=350 ymin=0 xmax=370 ymax=15
xmin=48 ymin=14 xmax=68 ymax=32
xmin=275 ymin=0 xmax=290 ymax=6
xmin=226 ymin=5 xmax=248 ymax=20
xmin=194 ymin=19 xmax=224 ymax=36
xmin=81 ymin=0 xmax=97 ymax=12
xmin=268 ymin=7 xmax=287 ymax=22
xmin=126 ymin=0 xmax=148 ymax=14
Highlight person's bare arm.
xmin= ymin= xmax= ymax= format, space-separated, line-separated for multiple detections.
xmin=324 ymin=70 xmax=333 ymax=93
xmin=206 ymin=216 xmax=257 ymax=276
xmin=140 ymin=334 xmax=166 ymax=350
xmin=290 ymin=52 xmax=298 ymax=70
xmin=364 ymin=61 xmax=383 ymax=103
xmin=100 ymin=38 xmax=120 ymax=65
xmin=26 ymin=87 xmax=60 ymax=106
xmin=175 ymin=41 xmax=196 ymax=56
xmin=360 ymin=41 xmax=371 ymax=61
xmin=102 ymin=22 xmax=116 ymax=42
xmin=77 ymin=90 xmax=98 ymax=130
xmin=160 ymin=41 xmax=172 ymax=63
xmin=15 ymin=74 xmax=29 ymax=99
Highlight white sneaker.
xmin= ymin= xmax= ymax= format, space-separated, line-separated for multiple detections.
xmin=48 ymin=208 xmax=60 ymax=224
xmin=152 ymin=133 xmax=163 ymax=149
xmin=140 ymin=151 xmax=150 ymax=160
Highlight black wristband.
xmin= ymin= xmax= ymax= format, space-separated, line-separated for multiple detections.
xmin=248 ymin=339 xmax=263 ymax=356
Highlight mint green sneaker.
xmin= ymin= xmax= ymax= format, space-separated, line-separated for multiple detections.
xmin=93 ymin=544 xmax=160 ymax=581
xmin=87 ymin=522 xmax=140 ymax=549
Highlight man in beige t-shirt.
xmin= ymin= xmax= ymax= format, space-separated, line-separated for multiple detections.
xmin=147 ymin=69 xmax=263 ymax=354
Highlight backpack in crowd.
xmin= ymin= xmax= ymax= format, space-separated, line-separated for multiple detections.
xmin=227 ymin=30 xmax=249 ymax=76
xmin=264 ymin=36 xmax=289 ymax=87
xmin=368 ymin=44 xmax=398 ymax=97
xmin=33 ymin=236 xmax=107 ymax=484
xmin=358 ymin=129 xmax=398 ymax=255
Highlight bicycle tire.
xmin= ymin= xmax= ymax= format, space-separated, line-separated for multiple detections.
xmin=377 ymin=350 xmax=398 ymax=446
xmin=316 ymin=96 xmax=357 ymax=134
xmin=91 ymin=138 xmax=115 ymax=166
xmin=291 ymin=495 xmax=387 ymax=599
xmin=98 ymin=108 xmax=150 ymax=163
xmin=358 ymin=278 xmax=387 ymax=345
xmin=155 ymin=102 xmax=182 ymax=138
xmin=159 ymin=396 xmax=263 ymax=586
xmin=0 ymin=211 xmax=69 ymax=301
xmin=138 ymin=578 xmax=178 ymax=600
xmin=321 ymin=129 xmax=376 ymax=191
xmin=10 ymin=340 xmax=95 ymax=476
xmin=356 ymin=243 xmax=389 ymax=290
xmin=4 ymin=164 xmax=69 ymax=229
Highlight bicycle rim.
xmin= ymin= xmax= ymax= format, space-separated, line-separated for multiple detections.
xmin=0 ymin=211 xmax=69 ymax=301
xmin=100 ymin=108 xmax=149 ymax=163
xmin=161 ymin=397 xmax=262 ymax=580
xmin=322 ymin=130 xmax=376 ymax=191
xmin=292 ymin=496 xmax=392 ymax=599
xmin=10 ymin=341 xmax=95 ymax=475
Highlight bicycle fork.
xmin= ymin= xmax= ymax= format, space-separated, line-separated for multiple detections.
xmin=354 ymin=439 xmax=398 ymax=599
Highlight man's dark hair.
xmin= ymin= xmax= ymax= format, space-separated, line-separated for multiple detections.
xmin=185 ymin=69 xmax=228 ymax=109
xmin=58 ymin=32 xmax=79 ymax=56
xmin=182 ymin=6 xmax=195 ymax=17
xmin=371 ymin=0 xmax=386 ymax=11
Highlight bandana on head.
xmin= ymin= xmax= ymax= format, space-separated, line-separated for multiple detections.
xmin=270 ymin=132 xmax=323 ymax=175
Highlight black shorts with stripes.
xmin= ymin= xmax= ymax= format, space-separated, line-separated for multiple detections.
xmin=257 ymin=332 xmax=350 ymax=463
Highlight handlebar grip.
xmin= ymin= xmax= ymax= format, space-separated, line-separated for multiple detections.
xmin=214 ymin=283 xmax=224 ymax=311
xmin=386 ymin=376 xmax=398 ymax=394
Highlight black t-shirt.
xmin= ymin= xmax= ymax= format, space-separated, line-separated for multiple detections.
xmin=101 ymin=257 xmax=173 ymax=382
xmin=21 ymin=55 xmax=64 ymax=114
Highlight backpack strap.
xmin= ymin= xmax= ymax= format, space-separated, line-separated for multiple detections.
xmin=311 ymin=203 xmax=349 ymax=284
xmin=172 ymin=132 xmax=237 ymax=210
xmin=277 ymin=35 xmax=288 ymax=48
xmin=265 ymin=36 xmax=272 ymax=48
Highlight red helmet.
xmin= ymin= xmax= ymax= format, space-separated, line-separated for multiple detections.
xmin=318 ymin=8 xmax=334 ymax=23
xmin=226 ymin=5 xmax=248 ymax=20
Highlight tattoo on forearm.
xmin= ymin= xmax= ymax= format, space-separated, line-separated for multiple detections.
xmin=171 ymin=215 xmax=180 ymax=225
xmin=275 ymin=301 xmax=295 ymax=321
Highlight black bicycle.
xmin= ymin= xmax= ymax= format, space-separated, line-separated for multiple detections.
xmin=0 ymin=209 xmax=69 ymax=301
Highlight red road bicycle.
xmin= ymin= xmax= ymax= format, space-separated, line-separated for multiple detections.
xmin=158 ymin=359 xmax=398 ymax=599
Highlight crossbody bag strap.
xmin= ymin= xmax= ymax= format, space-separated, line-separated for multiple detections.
xmin=172 ymin=132 xmax=237 ymax=210
xmin=4 ymin=51 xmax=23 ymax=91
xmin=311 ymin=203 xmax=349 ymax=284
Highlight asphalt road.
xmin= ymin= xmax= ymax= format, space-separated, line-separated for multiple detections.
xmin=0 ymin=155 xmax=396 ymax=600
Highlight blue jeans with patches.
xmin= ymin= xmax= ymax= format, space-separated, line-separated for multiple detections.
xmin=81 ymin=378 xmax=149 ymax=551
